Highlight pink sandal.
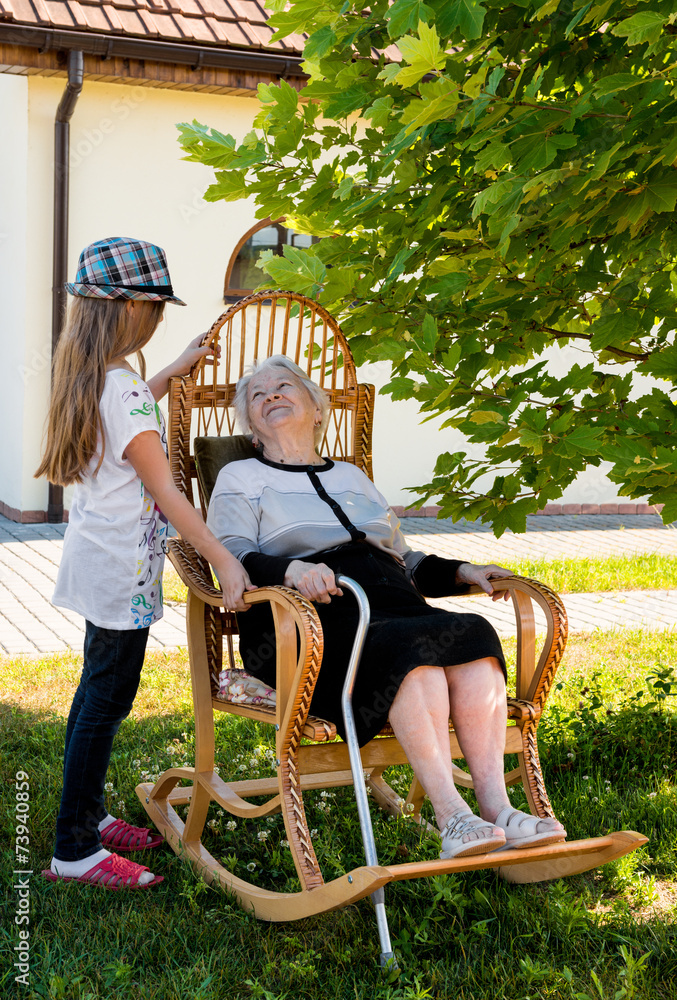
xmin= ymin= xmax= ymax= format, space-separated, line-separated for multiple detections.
xmin=100 ymin=818 xmax=164 ymax=852
xmin=42 ymin=853 xmax=163 ymax=890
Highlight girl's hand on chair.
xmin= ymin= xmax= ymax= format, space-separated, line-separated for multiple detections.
xmin=456 ymin=563 xmax=513 ymax=601
xmin=284 ymin=561 xmax=343 ymax=604
xmin=170 ymin=334 xmax=221 ymax=377
xmin=214 ymin=554 xmax=256 ymax=612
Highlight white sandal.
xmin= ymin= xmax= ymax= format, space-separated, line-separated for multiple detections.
xmin=494 ymin=807 xmax=566 ymax=851
xmin=439 ymin=810 xmax=506 ymax=860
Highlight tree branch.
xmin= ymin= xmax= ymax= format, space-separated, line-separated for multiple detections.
xmin=538 ymin=326 xmax=651 ymax=360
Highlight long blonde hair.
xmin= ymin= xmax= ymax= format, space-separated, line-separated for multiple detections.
xmin=35 ymin=297 xmax=165 ymax=486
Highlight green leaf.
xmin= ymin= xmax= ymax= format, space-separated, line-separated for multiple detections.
xmin=594 ymin=73 xmax=645 ymax=96
xmin=469 ymin=409 xmax=504 ymax=424
xmin=204 ymin=170 xmax=247 ymax=201
xmin=364 ymin=96 xmax=395 ymax=129
xmin=383 ymin=246 xmax=418 ymax=288
xmin=303 ymin=25 xmax=338 ymax=62
xmin=258 ymin=246 xmax=326 ymax=295
xmin=421 ymin=313 xmax=438 ymax=351
xmin=645 ymin=183 xmax=677 ymax=213
xmin=438 ymin=0 xmax=486 ymax=40
xmin=589 ymin=310 xmax=641 ymax=351
xmin=392 ymin=21 xmax=447 ymax=87
xmin=564 ymin=1 xmax=591 ymax=37
xmin=512 ymin=132 xmax=578 ymax=172
xmin=387 ymin=0 xmax=435 ymax=38
xmin=611 ymin=11 xmax=668 ymax=46
xmin=400 ymin=90 xmax=459 ymax=134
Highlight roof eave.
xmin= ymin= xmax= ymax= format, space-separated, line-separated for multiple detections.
xmin=0 ymin=22 xmax=307 ymax=78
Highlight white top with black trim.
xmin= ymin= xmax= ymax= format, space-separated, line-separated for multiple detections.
xmin=207 ymin=456 xmax=427 ymax=579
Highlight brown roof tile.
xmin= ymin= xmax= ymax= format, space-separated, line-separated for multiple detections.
xmin=28 ymin=0 xmax=52 ymax=23
xmin=174 ymin=9 xmax=217 ymax=41
xmin=1 ymin=0 xmax=303 ymax=53
xmin=244 ymin=20 xmax=278 ymax=47
xmin=137 ymin=6 xmax=161 ymax=35
xmin=113 ymin=7 xmax=148 ymax=34
xmin=42 ymin=1 xmax=77 ymax=27
xmin=212 ymin=16 xmax=250 ymax=46
xmin=79 ymin=2 xmax=111 ymax=30
xmin=227 ymin=0 xmax=265 ymax=23
xmin=99 ymin=3 xmax=124 ymax=31
xmin=66 ymin=0 xmax=90 ymax=27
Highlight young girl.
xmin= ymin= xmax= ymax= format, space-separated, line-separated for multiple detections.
xmin=36 ymin=237 xmax=253 ymax=889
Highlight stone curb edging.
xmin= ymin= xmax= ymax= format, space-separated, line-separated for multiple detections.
xmin=391 ymin=503 xmax=665 ymax=518
xmin=1 ymin=498 xmax=664 ymax=524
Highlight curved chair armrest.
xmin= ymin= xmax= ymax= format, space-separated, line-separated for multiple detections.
xmin=168 ymin=537 xmax=225 ymax=607
xmin=242 ymin=585 xmax=324 ymax=741
xmin=462 ymin=575 xmax=568 ymax=709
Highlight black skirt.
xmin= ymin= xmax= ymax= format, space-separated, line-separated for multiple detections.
xmin=237 ymin=543 xmax=505 ymax=746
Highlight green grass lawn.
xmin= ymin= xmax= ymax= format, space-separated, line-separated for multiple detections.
xmin=1 ymin=631 xmax=676 ymax=999
xmin=162 ymin=554 xmax=677 ymax=605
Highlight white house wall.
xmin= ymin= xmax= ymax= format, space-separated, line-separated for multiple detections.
xmin=3 ymin=73 xmax=627 ymax=517
xmin=0 ymin=74 xmax=30 ymax=513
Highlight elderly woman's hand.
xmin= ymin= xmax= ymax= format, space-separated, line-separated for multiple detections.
xmin=284 ymin=560 xmax=343 ymax=604
xmin=456 ymin=563 xmax=514 ymax=601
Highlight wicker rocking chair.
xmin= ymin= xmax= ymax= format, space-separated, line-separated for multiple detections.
xmin=136 ymin=291 xmax=645 ymax=956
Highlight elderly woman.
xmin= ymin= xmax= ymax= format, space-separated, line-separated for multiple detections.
xmin=207 ymin=356 xmax=566 ymax=859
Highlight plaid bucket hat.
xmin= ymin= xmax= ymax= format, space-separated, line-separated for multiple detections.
xmin=65 ymin=237 xmax=186 ymax=305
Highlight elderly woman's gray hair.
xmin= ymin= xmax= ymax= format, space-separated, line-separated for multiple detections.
xmin=234 ymin=355 xmax=330 ymax=448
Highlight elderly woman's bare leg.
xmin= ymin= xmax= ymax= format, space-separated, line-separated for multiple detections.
xmin=443 ymin=656 xmax=512 ymax=821
xmin=387 ymin=665 xmax=506 ymax=856
xmin=445 ymin=657 xmax=566 ymax=844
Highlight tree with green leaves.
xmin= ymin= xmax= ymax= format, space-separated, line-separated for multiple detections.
xmin=178 ymin=0 xmax=677 ymax=533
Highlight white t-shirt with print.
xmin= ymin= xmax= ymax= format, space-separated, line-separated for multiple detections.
xmin=52 ymin=369 xmax=168 ymax=630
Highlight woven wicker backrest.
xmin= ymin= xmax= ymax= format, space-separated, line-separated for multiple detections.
xmin=168 ymin=291 xmax=375 ymax=513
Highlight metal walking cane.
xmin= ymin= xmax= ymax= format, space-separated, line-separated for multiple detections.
xmin=336 ymin=574 xmax=398 ymax=971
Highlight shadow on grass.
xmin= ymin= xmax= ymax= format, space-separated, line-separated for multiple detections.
xmin=2 ymin=689 xmax=677 ymax=999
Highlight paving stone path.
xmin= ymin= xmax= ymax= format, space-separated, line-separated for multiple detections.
xmin=1 ymin=513 xmax=675 ymax=657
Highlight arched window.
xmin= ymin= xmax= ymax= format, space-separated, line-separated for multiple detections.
xmin=224 ymin=218 xmax=317 ymax=302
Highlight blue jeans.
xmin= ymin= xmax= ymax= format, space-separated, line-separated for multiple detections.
xmin=54 ymin=622 xmax=149 ymax=861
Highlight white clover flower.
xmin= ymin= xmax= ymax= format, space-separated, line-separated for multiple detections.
xmin=567 ymin=753 xmax=575 ymax=760
xmin=119 ymin=802 xmax=126 ymax=813
xmin=238 ymin=764 xmax=247 ymax=772
xmin=249 ymin=759 xmax=258 ymax=768
xmin=246 ymin=862 xmax=257 ymax=871
xmin=582 ymin=775 xmax=589 ymax=781
xmin=257 ymin=830 xmax=269 ymax=841
xmin=310 ymin=828 xmax=318 ymax=838
xmin=208 ymin=819 xmax=217 ymax=828
xmin=133 ymin=759 xmax=141 ymax=767
xmin=406 ymin=803 xmax=415 ymax=813
xmin=648 ymin=792 xmax=657 ymax=799
xmin=226 ymin=820 xmax=237 ymax=831
xmin=213 ymin=766 xmax=220 ymax=775
xmin=592 ymin=797 xmax=599 ymax=803
xmin=104 ymin=782 xmax=114 ymax=792
xmin=266 ymin=817 xmax=276 ymax=825
xmin=217 ymin=810 xmax=224 ymax=816
xmin=281 ymin=839 xmax=289 ymax=848
xmin=318 ymin=801 xmax=327 ymax=811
